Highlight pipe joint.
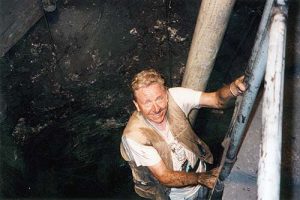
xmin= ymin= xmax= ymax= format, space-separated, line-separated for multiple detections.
xmin=225 ymin=156 xmax=237 ymax=164
xmin=272 ymin=5 xmax=288 ymax=20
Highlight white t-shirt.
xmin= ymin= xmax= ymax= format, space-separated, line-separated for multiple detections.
xmin=122 ymin=87 xmax=206 ymax=200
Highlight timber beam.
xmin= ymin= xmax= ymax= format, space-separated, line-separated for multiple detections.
xmin=0 ymin=0 xmax=43 ymax=57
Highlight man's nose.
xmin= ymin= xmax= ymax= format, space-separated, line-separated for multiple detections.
xmin=152 ymin=102 xmax=160 ymax=113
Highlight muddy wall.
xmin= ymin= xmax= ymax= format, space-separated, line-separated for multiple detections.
xmin=3 ymin=0 xmax=298 ymax=198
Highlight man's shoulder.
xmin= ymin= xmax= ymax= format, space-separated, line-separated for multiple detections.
xmin=123 ymin=131 xmax=151 ymax=147
xmin=168 ymin=87 xmax=199 ymax=98
xmin=123 ymin=112 xmax=150 ymax=145
xmin=169 ymin=87 xmax=201 ymax=94
xmin=168 ymin=87 xmax=184 ymax=93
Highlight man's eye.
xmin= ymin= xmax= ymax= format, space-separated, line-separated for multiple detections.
xmin=156 ymin=96 xmax=164 ymax=102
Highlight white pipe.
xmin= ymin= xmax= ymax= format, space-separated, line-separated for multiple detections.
xmin=258 ymin=5 xmax=287 ymax=200
xmin=276 ymin=0 xmax=286 ymax=5
xmin=181 ymin=0 xmax=236 ymax=124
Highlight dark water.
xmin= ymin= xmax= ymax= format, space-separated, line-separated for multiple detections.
xmin=0 ymin=0 xmax=264 ymax=198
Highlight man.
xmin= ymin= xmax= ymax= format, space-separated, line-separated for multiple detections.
xmin=120 ymin=69 xmax=247 ymax=200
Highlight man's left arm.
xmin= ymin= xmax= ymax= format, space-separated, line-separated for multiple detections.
xmin=148 ymin=160 xmax=219 ymax=189
xmin=199 ymin=76 xmax=247 ymax=109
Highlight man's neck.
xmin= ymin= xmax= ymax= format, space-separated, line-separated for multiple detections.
xmin=150 ymin=118 xmax=167 ymax=131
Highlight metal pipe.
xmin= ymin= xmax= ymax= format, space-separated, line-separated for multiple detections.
xmin=209 ymin=0 xmax=274 ymax=198
xmin=210 ymin=23 xmax=269 ymax=200
xmin=42 ymin=0 xmax=57 ymax=12
xmin=221 ymin=0 xmax=273 ymax=180
xmin=257 ymin=2 xmax=288 ymax=200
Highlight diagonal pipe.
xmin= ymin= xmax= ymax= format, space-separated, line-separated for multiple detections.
xmin=209 ymin=0 xmax=275 ymax=199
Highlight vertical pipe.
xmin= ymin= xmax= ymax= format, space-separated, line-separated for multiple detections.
xmin=181 ymin=0 xmax=236 ymax=124
xmin=258 ymin=2 xmax=288 ymax=200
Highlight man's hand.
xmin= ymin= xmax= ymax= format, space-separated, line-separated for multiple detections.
xmin=197 ymin=168 xmax=219 ymax=189
xmin=200 ymin=75 xmax=248 ymax=109
xmin=229 ymin=75 xmax=248 ymax=97
xmin=148 ymin=160 xmax=220 ymax=188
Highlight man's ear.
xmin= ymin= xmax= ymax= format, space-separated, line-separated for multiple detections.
xmin=133 ymin=100 xmax=140 ymax=112
xmin=166 ymin=92 xmax=169 ymax=103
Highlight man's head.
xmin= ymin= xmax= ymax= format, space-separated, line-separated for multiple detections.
xmin=131 ymin=69 xmax=168 ymax=124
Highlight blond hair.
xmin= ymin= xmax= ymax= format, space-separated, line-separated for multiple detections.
xmin=131 ymin=68 xmax=166 ymax=96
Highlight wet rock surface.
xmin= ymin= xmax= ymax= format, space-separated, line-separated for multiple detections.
xmin=2 ymin=0 xmax=299 ymax=199
xmin=1 ymin=1 xmax=202 ymax=198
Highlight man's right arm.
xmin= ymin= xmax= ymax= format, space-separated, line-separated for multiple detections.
xmin=199 ymin=76 xmax=247 ymax=109
xmin=148 ymin=160 xmax=218 ymax=189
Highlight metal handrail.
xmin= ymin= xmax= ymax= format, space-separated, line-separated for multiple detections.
xmin=258 ymin=1 xmax=288 ymax=199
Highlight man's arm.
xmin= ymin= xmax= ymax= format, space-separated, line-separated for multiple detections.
xmin=148 ymin=160 xmax=218 ymax=189
xmin=199 ymin=76 xmax=247 ymax=109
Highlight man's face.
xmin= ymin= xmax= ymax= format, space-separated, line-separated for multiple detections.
xmin=133 ymin=83 xmax=168 ymax=124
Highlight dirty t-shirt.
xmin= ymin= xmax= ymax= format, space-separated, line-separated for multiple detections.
xmin=122 ymin=87 xmax=206 ymax=200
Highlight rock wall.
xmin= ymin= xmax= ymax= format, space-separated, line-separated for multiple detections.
xmin=0 ymin=0 xmax=279 ymax=198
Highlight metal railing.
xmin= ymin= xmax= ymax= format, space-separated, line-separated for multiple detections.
xmin=258 ymin=1 xmax=288 ymax=200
